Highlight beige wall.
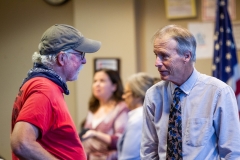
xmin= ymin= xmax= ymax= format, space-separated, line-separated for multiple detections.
xmin=1 ymin=0 xmax=240 ymax=159
xmin=140 ymin=0 xmax=240 ymax=77
xmin=73 ymin=0 xmax=137 ymax=128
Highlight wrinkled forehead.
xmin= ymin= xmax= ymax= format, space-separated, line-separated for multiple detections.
xmin=153 ymin=38 xmax=178 ymax=55
xmin=153 ymin=33 xmax=173 ymax=45
xmin=154 ymin=36 xmax=177 ymax=48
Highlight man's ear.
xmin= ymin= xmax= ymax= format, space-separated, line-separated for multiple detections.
xmin=183 ymin=51 xmax=191 ymax=63
xmin=56 ymin=51 xmax=66 ymax=66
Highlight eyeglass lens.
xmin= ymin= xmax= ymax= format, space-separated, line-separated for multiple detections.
xmin=81 ymin=52 xmax=85 ymax=60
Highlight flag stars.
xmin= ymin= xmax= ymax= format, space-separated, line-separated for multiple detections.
xmin=226 ymin=28 xmax=231 ymax=33
xmin=215 ymin=43 xmax=220 ymax=50
xmin=226 ymin=53 xmax=231 ymax=60
xmin=212 ymin=65 xmax=216 ymax=71
xmin=226 ymin=40 xmax=231 ymax=46
xmin=220 ymin=27 xmax=224 ymax=32
xmin=213 ymin=0 xmax=238 ymax=88
xmin=225 ymin=66 xmax=231 ymax=73
xmin=220 ymin=0 xmax=225 ymax=6
xmin=220 ymin=13 xmax=224 ymax=19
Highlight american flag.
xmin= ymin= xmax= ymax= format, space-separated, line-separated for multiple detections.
xmin=212 ymin=0 xmax=240 ymax=116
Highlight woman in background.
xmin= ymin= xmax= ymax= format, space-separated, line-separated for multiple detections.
xmin=81 ymin=69 xmax=129 ymax=160
xmin=117 ymin=72 xmax=155 ymax=160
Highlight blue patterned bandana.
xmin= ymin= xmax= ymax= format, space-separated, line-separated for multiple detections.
xmin=20 ymin=63 xmax=69 ymax=95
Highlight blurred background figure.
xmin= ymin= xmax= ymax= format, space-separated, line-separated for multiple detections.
xmin=153 ymin=77 xmax=161 ymax=84
xmin=81 ymin=69 xmax=129 ymax=160
xmin=117 ymin=72 xmax=155 ymax=160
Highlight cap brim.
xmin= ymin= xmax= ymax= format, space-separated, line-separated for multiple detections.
xmin=75 ymin=37 xmax=101 ymax=53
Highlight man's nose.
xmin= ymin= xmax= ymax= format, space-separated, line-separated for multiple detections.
xmin=82 ymin=58 xmax=86 ymax=64
xmin=155 ymin=56 xmax=162 ymax=67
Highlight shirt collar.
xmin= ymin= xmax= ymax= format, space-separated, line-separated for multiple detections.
xmin=170 ymin=68 xmax=199 ymax=95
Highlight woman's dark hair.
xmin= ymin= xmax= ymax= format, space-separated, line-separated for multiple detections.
xmin=88 ymin=69 xmax=123 ymax=113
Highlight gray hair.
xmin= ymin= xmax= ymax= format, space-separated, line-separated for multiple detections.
xmin=127 ymin=72 xmax=155 ymax=103
xmin=152 ymin=25 xmax=196 ymax=62
xmin=32 ymin=52 xmax=57 ymax=67
xmin=32 ymin=49 xmax=72 ymax=67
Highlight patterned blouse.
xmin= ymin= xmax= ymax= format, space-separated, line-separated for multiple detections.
xmin=83 ymin=101 xmax=129 ymax=160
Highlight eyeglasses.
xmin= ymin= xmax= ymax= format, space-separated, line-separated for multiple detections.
xmin=65 ymin=50 xmax=85 ymax=60
xmin=73 ymin=51 xmax=85 ymax=60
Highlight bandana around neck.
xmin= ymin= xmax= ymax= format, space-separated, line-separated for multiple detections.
xmin=20 ymin=63 xmax=69 ymax=95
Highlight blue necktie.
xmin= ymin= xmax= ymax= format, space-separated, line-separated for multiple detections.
xmin=166 ymin=87 xmax=183 ymax=160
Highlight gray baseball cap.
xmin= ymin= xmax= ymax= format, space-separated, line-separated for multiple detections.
xmin=39 ymin=24 xmax=101 ymax=55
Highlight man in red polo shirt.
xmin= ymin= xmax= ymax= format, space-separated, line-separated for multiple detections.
xmin=11 ymin=24 xmax=101 ymax=160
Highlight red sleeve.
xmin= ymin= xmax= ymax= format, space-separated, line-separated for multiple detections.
xmin=16 ymin=92 xmax=54 ymax=139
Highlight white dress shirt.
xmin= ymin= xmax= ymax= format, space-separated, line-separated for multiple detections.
xmin=141 ymin=68 xmax=240 ymax=159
